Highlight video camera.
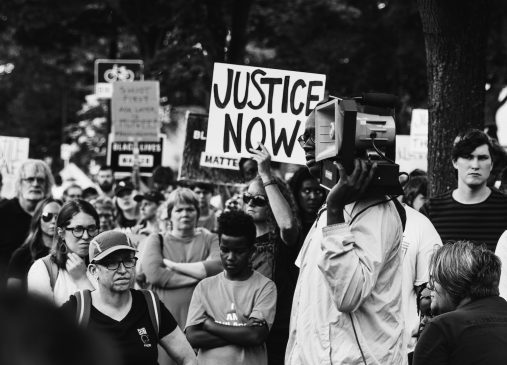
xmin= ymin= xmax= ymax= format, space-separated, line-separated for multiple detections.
xmin=314 ymin=93 xmax=403 ymax=196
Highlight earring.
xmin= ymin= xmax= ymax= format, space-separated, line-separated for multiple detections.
xmin=59 ymin=242 xmax=68 ymax=254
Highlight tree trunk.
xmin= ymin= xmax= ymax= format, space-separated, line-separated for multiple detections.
xmin=417 ymin=0 xmax=491 ymax=196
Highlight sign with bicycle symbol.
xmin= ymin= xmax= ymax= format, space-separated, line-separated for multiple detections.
xmin=94 ymin=59 xmax=144 ymax=98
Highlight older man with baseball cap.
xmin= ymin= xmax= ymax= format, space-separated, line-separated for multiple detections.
xmin=61 ymin=230 xmax=196 ymax=365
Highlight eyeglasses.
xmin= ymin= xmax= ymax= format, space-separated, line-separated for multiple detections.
xmin=65 ymin=225 xmax=99 ymax=238
xmin=22 ymin=177 xmax=46 ymax=185
xmin=297 ymin=133 xmax=315 ymax=148
xmin=301 ymin=188 xmax=324 ymax=196
xmin=98 ymin=257 xmax=138 ymax=271
xmin=243 ymin=192 xmax=268 ymax=207
xmin=41 ymin=212 xmax=58 ymax=222
xmin=98 ymin=213 xmax=113 ymax=219
xmin=67 ymin=194 xmax=82 ymax=199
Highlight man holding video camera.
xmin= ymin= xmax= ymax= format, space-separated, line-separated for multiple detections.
xmin=286 ymin=107 xmax=406 ymax=364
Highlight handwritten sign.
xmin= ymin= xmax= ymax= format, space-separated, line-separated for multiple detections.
xmin=178 ymin=113 xmax=244 ymax=185
xmin=111 ymin=81 xmax=160 ymax=142
xmin=205 ymin=63 xmax=326 ymax=164
xmin=396 ymin=135 xmax=427 ymax=173
xmin=0 ymin=136 xmax=29 ymax=198
xmin=410 ymin=109 xmax=428 ymax=154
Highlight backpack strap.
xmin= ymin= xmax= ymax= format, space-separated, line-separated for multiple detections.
xmin=141 ymin=289 xmax=160 ymax=337
xmin=75 ymin=289 xmax=92 ymax=328
xmin=41 ymin=255 xmax=59 ymax=290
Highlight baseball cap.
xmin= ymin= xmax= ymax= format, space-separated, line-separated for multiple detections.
xmin=114 ymin=180 xmax=135 ymax=197
xmin=134 ymin=190 xmax=165 ymax=204
xmin=89 ymin=231 xmax=136 ymax=263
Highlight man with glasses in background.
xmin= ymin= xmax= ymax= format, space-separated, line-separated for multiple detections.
xmin=61 ymin=230 xmax=197 ymax=365
xmin=0 ymin=159 xmax=54 ymax=283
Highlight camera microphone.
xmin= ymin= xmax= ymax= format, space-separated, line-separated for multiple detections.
xmin=354 ymin=93 xmax=398 ymax=108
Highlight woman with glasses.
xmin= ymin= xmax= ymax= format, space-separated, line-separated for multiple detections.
xmin=6 ymin=197 xmax=63 ymax=290
xmin=140 ymin=188 xmax=222 ymax=365
xmin=245 ymin=142 xmax=300 ymax=365
xmin=288 ymin=167 xmax=327 ymax=240
xmin=27 ymin=200 xmax=99 ymax=305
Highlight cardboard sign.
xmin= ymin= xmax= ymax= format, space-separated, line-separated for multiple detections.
xmin=396 ymin=135 xmax=427 ymax=173
xmin=205 ymin=63 xmax=326 ymax=164
xmin=107 ymin=135 xmax=169 ymax=177
xmin=410 ymin=109 xmax=428 ymax=154
xmin=111 ymin=81 xmax=160 ymax=142
xmin=178 ymin=112 xmax=245 ymax=185
xmin=0 ymin=136 xmax=29 ymax=198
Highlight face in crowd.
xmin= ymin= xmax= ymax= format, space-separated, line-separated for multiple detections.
xmin=193 ymin=187 xmax=212 ymax=210
xmin=40 ymin=201 xmax=62 ymax=237
xmin=298 ymin=178 xmax=325 ymax=215
xmin=219 ymin=234 xmax=253 ymax=280
xmin=170 ymin=202 xmax=198 ymax=232
xmin=97 ymin=207 xmax=115 ymax=232
xmin=140 ymin=199 xmax=158 ymax=221
xmin=116 ymin=188 xmax=136 ymax=212
xmin=243 ymin=180 xmax=269 ymax=224
xmin=91 ymin=250 xmax=137 ymax=293
xmin=59 ymin=211 xmax=99 ymax=258
xmin=64 ymin=186 xmax=83 ymax=202
xmin=299 ymin=112 xmax=320 ymax=179
xmin=453 ymin=143 xmax=492 ymax=189
xmin=97 ymin=169 xmax=114 ymax=193
xmin=20 ymin=164 xmax=47 ymax=203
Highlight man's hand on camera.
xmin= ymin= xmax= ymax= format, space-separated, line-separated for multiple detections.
xmin=327 ymin=158 xmax=377 ymax=225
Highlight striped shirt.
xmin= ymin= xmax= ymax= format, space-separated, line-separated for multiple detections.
xmin=421 ymin=189 xmax=507 ymax=251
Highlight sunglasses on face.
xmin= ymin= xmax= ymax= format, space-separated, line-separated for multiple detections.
xmin=297 ymin=133 xmax=315 ymax=148
xmin=41 ymin=212 xmax=58 ymax=222
xmin=243 ymin=192 xmax=268 ymax=207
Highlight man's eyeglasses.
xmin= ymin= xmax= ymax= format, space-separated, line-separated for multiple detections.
xmin=243 ymin=192 xmax=268 ymax=207
xmin=297 ymin=134 xmax=315 ymax=148
xmin=301 ymin=188 xmax=324 ymax=196
xmin=98 ymin=213 xmax=113 ymax=219
xmin=41 ymin=212 xmax=58 ymax=222
xmin=22 ymin=177 xmax=46 ymax=185
xmin=65 ymin=225 xmax=99 ymax=238
xmin=98 ymin=257 xmax=138 ymax=271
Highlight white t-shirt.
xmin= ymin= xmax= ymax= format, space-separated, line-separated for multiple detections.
xmin=401 ymin=205 xmax=442 ymax=352
xmin=27 ymin=258 xmax=95 ymax=306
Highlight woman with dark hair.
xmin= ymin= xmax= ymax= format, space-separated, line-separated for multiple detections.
xmin=27 ymin=200 xmax=99 ymax=305
xmin=403 ymin=175 xmax=428 ymax=211
xmin=288 ymin=167 xmax=327 ymax=239
xmin=6 ymin=198 xmax=63 ymax=290
xmin=413 ymin=241 xmax=507 ymax=365
xmin=246 ymin=143 xmax=300 ymax=365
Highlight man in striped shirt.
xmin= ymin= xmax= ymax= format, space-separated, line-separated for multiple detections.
xmin=421 ymin=129 xmax=507 ymax=251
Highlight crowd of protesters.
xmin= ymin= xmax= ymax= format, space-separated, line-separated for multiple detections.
xmin=2 ymin=120 xmax=507 ymax=365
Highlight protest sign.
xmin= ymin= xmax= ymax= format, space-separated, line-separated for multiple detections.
xmin=410 ymin=109 xmax=428 ymax=154
xmin=178 ymin=112 xmax=244 ymax=185
xmin=396 ymin=135 xmax=427 ymax=173
xmin=205 ymin=63 xmax=326 ymax=165
xmin=111 ymin=81 xmax=160 ymax=142
xmin=107 ymin=134 xmax=169 ymax=177
xmin=0 ymin=136 xmax=29 ymax=198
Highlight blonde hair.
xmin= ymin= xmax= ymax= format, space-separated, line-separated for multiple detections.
xmin=15 ymin=159 xmax=54 ymax=198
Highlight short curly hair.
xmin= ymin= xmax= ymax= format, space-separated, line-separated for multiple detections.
xmin=218 ymin=210 xmax=256 ymax=247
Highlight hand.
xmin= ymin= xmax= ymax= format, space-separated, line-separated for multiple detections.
xmin=203 ymin=315 xmax=215 ymax=330
xmin=163 ymin=258 xmax=176 ymax=270
xmin=248 ymin=142 xmax=272 ymax=180
xmin=65 ymin=252 xmax=88 ymax=281
xmin=246 ymin=317 xmax=267 ymax=327
xmin=327 ymin=159 xmax=376 ymax=224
